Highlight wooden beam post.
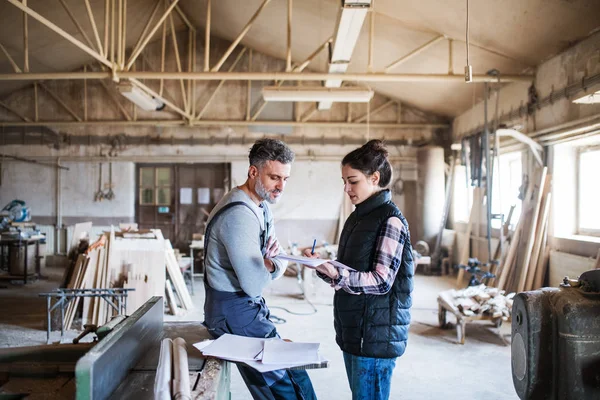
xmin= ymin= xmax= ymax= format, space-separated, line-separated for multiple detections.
xmin=385 ymin=35 xmax=444 ymax=73
xmin=0 ymin=42 xmax=22 ymax=73
xmin=6 ymin=0 xmax=110 ymax=68
xmin=211 ymin=0 xmax=271 ymax=72
xmin=286 ymin=0 xmax=292 ymax=72
xmin=38 ymin=83 xmax=83 ymax=121
xmin=196 ymin=48 xmax=247 ymax=120
xmin=23 ymin=0 xmax=29 ymax=72
xmin=126 ymin=0 xmax=180 ymax=71
xmin=84 ymin=0 xmax=105 ymax=56
xmin=168 ymin=11 xmax=188 ymax=112
xmin=204 ymin=0 xmax=211 ymax=71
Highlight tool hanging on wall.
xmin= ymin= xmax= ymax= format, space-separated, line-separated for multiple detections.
xmin=104 ymin=162 xmax=115 ymax=201
xmin=94 ymin=163 xmax=104 ymax=202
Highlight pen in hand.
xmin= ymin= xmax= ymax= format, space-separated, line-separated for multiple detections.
xmin=311 ymin=239 xmax=316 ymax=255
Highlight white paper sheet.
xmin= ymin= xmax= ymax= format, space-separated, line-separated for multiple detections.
xmin=197 ymin=188 xmax=210 ymax=204
xmin=196 ymin=334 xmax=269 ymax=362
xmin=180 ymin=188 xmax=192 ymax=204
xmin=194 ymin=334 xmax=330 ymax=373
xmin=261 ymin=340 xmax=320 ymax=365
xmin=274 ymin=254 xmax=355 ymax=271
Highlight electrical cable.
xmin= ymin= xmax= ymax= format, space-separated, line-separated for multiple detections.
xmin=466 ymin=0 xmax=469 ymax=66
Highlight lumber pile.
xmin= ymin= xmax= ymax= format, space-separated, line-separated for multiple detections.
xmin=444 ymin=285 xmax=514 ymax=319
xmin=495 ymin=167 xmax=552 ymax=293
xmin=62 ymin=227 xmax=193 ymax=330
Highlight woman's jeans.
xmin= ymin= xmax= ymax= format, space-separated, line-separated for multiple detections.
xmin=343 ymin=352 xmax=397 ymax=400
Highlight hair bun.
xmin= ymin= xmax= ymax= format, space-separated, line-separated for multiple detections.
xmin=364 ymin=139 xmax=388 ymax=158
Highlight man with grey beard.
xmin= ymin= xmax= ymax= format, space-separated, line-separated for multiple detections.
xmin=202 ymin=139 xmax=317 ymax=399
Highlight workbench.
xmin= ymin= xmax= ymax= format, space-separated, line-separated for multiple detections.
xmin=0 ymin=236 xmax=42 ymax=284
xmin=437 ymin=290 xmax=504 ymax=345
xmin=0 ymin=297 xmax=229 ymax=399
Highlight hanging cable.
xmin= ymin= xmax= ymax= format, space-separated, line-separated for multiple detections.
xmin=464 ymin=0 xmax=472 ymax=82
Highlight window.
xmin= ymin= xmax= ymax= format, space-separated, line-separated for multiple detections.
xmin=453 ymin=165 xmax=471 ymax=222
xmin=578 ymin=146 xmax=600 ymax=236
xmin=139 ymin=167 xmax=172 ymax=205
xmin=491 ymin=152 xmax=523 ymax=229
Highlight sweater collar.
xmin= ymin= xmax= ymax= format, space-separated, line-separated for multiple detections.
xmin=355 ymin=189 xmax=391 ymax=217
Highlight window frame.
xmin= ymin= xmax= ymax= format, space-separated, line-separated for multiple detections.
xmin=576 ymin=144 xmax=600 ymax=237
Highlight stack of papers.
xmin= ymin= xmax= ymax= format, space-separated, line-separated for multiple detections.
xmin=274 ymin=254 xmax=356 ymax=271
xmin=194 ymin=334 xmax=328 ymax=373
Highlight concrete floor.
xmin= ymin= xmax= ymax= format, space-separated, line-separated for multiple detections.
xmin=0 ymin=267 xmax=518 ymax=399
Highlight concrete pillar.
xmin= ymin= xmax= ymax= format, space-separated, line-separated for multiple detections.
xmin=417 ymin=146 xmax=445 ymax=249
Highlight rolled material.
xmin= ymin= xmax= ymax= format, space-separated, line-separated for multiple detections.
xmin=173 ymin=337 xmax=191 ymax=400
xmin=154 ymin=338 xmax=173 ymax=400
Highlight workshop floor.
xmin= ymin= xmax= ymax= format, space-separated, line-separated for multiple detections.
xmin=0 ymin=267 xmax=518 ymax=399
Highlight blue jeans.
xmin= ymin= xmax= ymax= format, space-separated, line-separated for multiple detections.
xmin=343 ymin=352 xmax=397 ymax=400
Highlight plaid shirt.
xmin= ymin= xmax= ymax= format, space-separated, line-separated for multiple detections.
xmin=319 ymin=216 xmax=407 ymax=295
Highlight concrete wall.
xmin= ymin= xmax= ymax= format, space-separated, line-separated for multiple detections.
xmin=453 ymin=31 xmax=600 ymax=138
xmin=1 ymin=142 xmax=419 ymax=254
xmin=450 ymin=32 xmax=600 ymax=278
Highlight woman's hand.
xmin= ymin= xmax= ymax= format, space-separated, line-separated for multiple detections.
xmin=316 ymin=262 xmax=339 ymax=280
xmin=302 ymin=248 xmax=318 ymax=258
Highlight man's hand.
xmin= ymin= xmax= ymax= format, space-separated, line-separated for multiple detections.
xmin=264 ymin=258 xmax=276 ymax=273
xmin=264 ymin=236 xmax=280 ymax=259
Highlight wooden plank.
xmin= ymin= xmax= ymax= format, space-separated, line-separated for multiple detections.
xmin=65 ymin=256 xmax=92 ymax=330
xmin=532 ymin=220 xmax=550 ymax=289
xmin=525 ymin=191 xmax=552 ymax=290
xmin=69 ymin=222 xmax=92 ymax=256
xmin=456 ymin=187 xmax=480 ymax=286
xmin=496 ymin=177 xmax=535 ymax=291
xmin=165 ymin=279 xmax=180 ymax=316
xmin=517 ymin=167 xmax=547 ymax=293
xmin=165 ymin=240 xmax=193 ymax=310
xmin=81 ymin=248 xmax=101 ymax=325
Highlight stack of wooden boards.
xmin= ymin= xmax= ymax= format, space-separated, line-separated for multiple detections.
xmin=495 ymin=166 xmax=552 ymax=293
xmin=62 ymin=227 xmax=193 ymax=330
xmin=442 ymin=284 xmax=514 ymax=319
xmin=455 ymin=166 xmax=553 ymax=294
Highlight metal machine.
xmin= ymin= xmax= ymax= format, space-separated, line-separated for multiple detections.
xmin=511 ymin=269 xmax=600 ymax=399
xmin=0 ymin=297 xmax=229 ymax=399
xmin=0 ymin=200 xmax=31 ymax=231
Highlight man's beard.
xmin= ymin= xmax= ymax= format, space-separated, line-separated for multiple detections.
xmin=256 ymin=178 xmax=281 ymax=204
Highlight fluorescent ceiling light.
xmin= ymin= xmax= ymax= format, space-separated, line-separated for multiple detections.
xmin=319 ymin=63 xmax=349 ymax=110
xmin=331 ymin=3 xmax=370 ymax=62
xmin=320 ymin=1 xmax=371 ymax=110
xmin=572 ymin=90 xmax=600 ymax=104
xmin=117 ymin=82 xmax=165 ymax=111
xmin=262 ymin=87 xmax=374 ymax=103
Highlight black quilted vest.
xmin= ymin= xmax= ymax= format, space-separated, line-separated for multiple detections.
xmin=334 ymin=189 xmax=414 ymax=358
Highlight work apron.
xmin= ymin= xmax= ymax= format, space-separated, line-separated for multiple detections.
xmin=201 ymin=202 xmax=316 ymax=399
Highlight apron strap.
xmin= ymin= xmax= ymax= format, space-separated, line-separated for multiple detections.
xmin=203 ymin=201 xmax=256 ymax=284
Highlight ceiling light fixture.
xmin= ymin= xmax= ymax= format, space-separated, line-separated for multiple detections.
xmin=572 ymin=90 xmax=600 ymax=104
xmin=117 ymin=82 xmax=165 ymax=111
xmin=319 ymin=0 xmax=372 ymax=110
xmin=262 ymin=86 xmax=374 ymax=103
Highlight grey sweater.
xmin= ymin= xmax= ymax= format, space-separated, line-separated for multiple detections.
xmin=204 ymin=187 xmax=287 ymax=298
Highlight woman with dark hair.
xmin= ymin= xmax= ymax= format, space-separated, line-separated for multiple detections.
xmin=305 ymin=139 xmax=414 ymax=400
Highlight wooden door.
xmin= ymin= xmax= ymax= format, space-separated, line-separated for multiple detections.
xmin=136 ymin=163 xmax=230 ymax=267
xmin=175 ymin=164 xmax=229 ymax=270
xmin=136 ymin=165 xmax=176 ymax=241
